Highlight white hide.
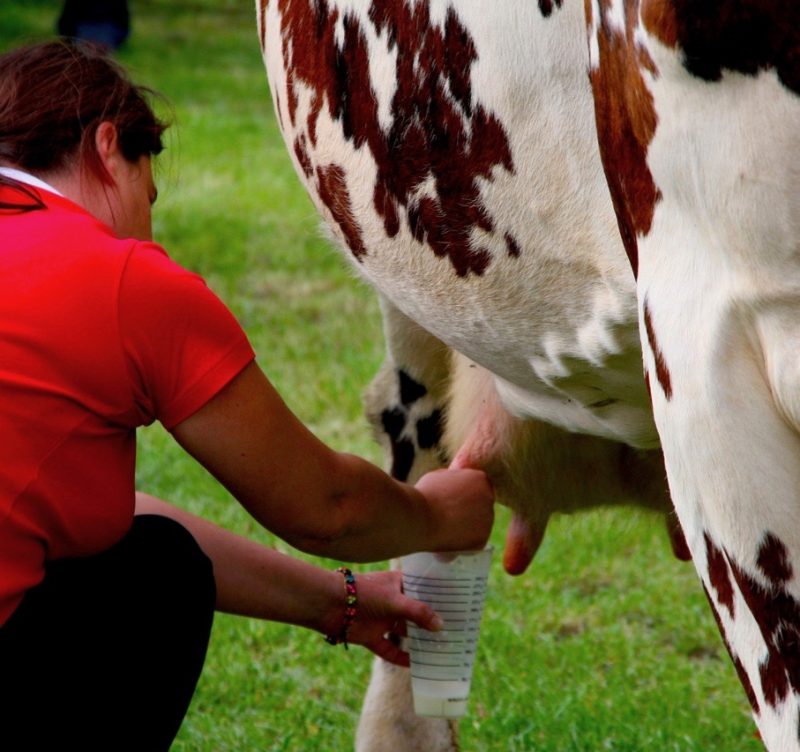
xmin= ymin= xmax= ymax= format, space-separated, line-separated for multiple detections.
xmin=594 ymin=10 xmax=800 ymax=751
xmin=261 ymin=0 xmax=658 ymax=448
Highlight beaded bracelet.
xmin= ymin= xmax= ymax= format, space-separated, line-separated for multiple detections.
xmin=324 ymin=567 xmax=357 ymax=649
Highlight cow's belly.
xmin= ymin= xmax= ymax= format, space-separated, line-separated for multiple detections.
xmin=355 ymin=234 xmax=657 ymax=446
xmin=262 ymin=0 xmax=658 ymax=448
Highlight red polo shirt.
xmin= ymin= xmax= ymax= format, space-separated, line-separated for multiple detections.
xmin=0 ymin=181 xmax=255 ymax=625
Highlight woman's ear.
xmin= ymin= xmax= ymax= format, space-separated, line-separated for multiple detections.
xmin=94 ymin=121 xmax=121 ymax=181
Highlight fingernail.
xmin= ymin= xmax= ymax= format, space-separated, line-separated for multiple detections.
xmin=430 ymin=614 xmax=444 ymax=631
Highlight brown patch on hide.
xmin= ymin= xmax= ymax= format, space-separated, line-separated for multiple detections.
xmin=704 ymin=530 xmax=800 ymax=711
xmin=538 ymin=0 xmax=564 ymax=18
xmin=641 ymin=0 xmax=678 ymax=48
xmin=278 ymin=0 xmax=338 ymax=133
xmin=293 ymin=134 xmax=313 ymax=177
xmin=275 ymin=92 xmax=284 ymax=130
xmin=758 ymin=532 xmax=793 ymax=584
xmin=259 ymin=0 xmax=269 ymax=51
xmin=316 ymin=163 xmax=365 ymax=258
xmin=704 ymin=585 xmax=760 ymax=714
xmin=646 ymin=0 xmax=800 ymax=95
xmin=667 ymin=512 xmax=691 ymax=561
xmin=729 ymin=532 xmax=800 ymax=709
xmin=589 ymin=0 xmax=661 ymax=277
xmin=505 ymin=233 xmax=521 ymax=258
xmin=643 ymin=300 xmax=672 ymax=400
xmin=705 ymin=532 xmax=735 ymax=619
xmin=278 ymin=0 xmax=516 ymax=276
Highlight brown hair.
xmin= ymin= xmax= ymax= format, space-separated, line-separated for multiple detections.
xmin=0 ymin=39 xmax=168 ymax=211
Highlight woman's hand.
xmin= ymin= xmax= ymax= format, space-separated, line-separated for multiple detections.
xmin=414 ymin=467 xmax=495 ymax=552
xmin=325 ymin=570 xmax=442 ymax=667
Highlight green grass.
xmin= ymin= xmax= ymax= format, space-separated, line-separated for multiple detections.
xmin=1 ymin=3 xmax=761 ymax=750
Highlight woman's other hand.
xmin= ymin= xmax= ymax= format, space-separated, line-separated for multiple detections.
xmin=326 ymin=570 xmax=441 ymax=667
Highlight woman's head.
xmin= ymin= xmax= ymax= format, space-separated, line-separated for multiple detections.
xmin=0 ymin=39 xmax=167 ymax=183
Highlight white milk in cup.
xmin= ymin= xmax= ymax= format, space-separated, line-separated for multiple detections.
xmin=400 ymin=547 xmax=492 ymax=718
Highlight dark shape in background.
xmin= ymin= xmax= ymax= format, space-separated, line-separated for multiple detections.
xmin=57 ymin=0 xmax=130 ymax=50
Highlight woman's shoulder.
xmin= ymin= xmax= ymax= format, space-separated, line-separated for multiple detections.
xmin=4 ymin=186 xmax=133 ymax=259
xmin=122 ymin=239 xmax=205 ymax=294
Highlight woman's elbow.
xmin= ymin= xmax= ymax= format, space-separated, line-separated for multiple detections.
xmin=280 ymin=512 xmax=351 ymax=558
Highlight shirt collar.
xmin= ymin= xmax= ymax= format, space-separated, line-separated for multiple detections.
xmin=0 ymin=166 xmax=63 ymax=197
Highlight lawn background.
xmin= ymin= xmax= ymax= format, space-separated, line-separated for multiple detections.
xmin=0 ymin=2 xmax=762 ymax=750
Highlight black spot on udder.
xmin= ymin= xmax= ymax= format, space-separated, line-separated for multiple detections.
xmin=398 ymin=369 xmax=427 ymax=405
xmin=390 ymin=438 xmax=415 ymax=481
xmin=380 ymin=406 xmax=416 ymax=481
xmin=381 ymin=407 xmax=405 ymax=440
xmin=416 ymin=409 xmax=443 ymax=450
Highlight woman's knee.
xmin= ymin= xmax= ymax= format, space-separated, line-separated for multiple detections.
xmin=128 ymin=514 xmax=216 ymax=614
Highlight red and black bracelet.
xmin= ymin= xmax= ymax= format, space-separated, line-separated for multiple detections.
xmin=324 ymin=567 xmax=357 ymax=649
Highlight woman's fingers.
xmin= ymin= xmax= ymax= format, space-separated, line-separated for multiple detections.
xmin=369 ymin=636 xmax=409 ymax=667
xmin=401 ymin=595 xmax=443 ymax=632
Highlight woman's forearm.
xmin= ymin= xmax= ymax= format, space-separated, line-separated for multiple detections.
xmin=135 ymin=492 xmax=450 ymax=666
xmin=170 ymin=362 xmax=494 ymax=562
xmin=292 ymin=452 xmax=489 ymax=561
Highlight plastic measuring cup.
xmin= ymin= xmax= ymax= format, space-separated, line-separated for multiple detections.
xmin=400 ymin=547 xmax=492 ymax=718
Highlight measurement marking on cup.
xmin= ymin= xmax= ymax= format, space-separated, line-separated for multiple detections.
xmin=421 ymin=580 xmax=482 ymax=583
xmin=403 ymin=587 xmax=484 ymax=603
xmin=403 ymin=574 xmax=484 ymax=582
xmin=404 ymin=580 xmax=474 ymax=585
xmin=403 ymin=583 xmax=476 ymax=589
xmin=403 ymin=584 xmax=473 ymax=590
xmin=411 ymin=649 xmax=474 ymax=655
xmin=403 ymin=582 xmax=474 ymax=587
xmin=411 ymin=637 xmax=475 ymax=643
xmin=428 ymin=601 xmax=476 ymax=614
xmin=408 ymin=635 xmax=472 ymax=644
xmin=414 ymin=653 xmax=469 ymax=668
xmin=405 ymin=593 xmax=474 ymax=599
xmin=408 ymin=634 xmax=476 ymax=643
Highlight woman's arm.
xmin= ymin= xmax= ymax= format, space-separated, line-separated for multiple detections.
xmin=170 ymin=361 xmax=494 ymax=561
xmin=135 ymin=492 xmax=442 ymax=666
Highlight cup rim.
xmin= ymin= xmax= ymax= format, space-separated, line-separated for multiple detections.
xmin=405 ymin=545 xmax=493 ymax=557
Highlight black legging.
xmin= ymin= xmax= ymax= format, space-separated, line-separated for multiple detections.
xmin=0 ymin=515 xmax=216 ymax=751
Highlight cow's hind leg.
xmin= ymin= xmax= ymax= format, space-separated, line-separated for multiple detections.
xmin=635 ymin=57 xmax=800 ymax=751
xmin=643 ymin=280 xmax=800 ymax=752
xmin=362 ymin=297 xmax=451 ymax=485
xmin=356 ymin=297 xmax=459 ymax=752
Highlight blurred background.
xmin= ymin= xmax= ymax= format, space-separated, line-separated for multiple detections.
xmin=0 ymin=3 xmax=761 ymax=750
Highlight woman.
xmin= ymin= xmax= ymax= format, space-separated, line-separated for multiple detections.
xmin=0 ymin=40 xmax=494 ymax=750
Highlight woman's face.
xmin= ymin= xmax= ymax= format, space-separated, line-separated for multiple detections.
xmin=43 ymin=122 xmax=159 ymax=242
xmin=107 ymin=154 xmax=157 ymax=241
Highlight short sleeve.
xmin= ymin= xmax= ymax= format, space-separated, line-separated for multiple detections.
xmin=118 ymin=242 xmax=255 ymax=429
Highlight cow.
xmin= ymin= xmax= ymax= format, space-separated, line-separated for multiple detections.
xmin=256 ymin=0 xmax=800 ymax=750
